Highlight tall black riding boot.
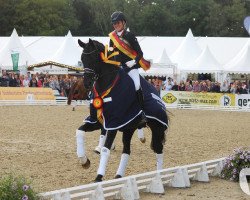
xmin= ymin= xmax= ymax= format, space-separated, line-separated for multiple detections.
xmin=136 ymin=88 xmax=147 ymax=127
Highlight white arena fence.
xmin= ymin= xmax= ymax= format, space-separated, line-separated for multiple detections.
xmin=39 ymin=157 xmax=225 ymax=200
xmin=0 ymin=99 xmax=89 ymax=106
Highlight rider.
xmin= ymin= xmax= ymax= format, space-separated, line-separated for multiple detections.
xmin=109 ymin=11 xmax=149 ymax=126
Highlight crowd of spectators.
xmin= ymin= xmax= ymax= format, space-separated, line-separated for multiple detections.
xmin=147 ymin=77 xmax=250 ymax=95
xmin=1 ymin=71 xmax=249 ymax=97
xmin=0 ymin=70 xmax=79 ymax=97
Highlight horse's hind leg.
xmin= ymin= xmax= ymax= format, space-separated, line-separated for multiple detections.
xmin=115 ymin=129 xmax=134 ymax=179
xmin=94 ymin=128 xmax=116 ymax=154
xmin=148 ymin=120 xmax=167 ymax=170
xmin=137 ymin=128 xmax=146 ymax=143
xmin=94 ymin=128 xmax=107 ymax=154
xmin=95 ymin=130 xmax=117 ymax=182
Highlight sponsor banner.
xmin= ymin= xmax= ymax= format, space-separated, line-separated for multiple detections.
xmin=161 ymin=91 xmax=235 ymax=107
xmin=0 ymin=87 xmax=55 ymax=100
xmin=236 ymin=94 xmax=250 ymax=107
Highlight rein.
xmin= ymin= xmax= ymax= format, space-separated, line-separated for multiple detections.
xmin=82 ymin=49 xmax=97 ymax=55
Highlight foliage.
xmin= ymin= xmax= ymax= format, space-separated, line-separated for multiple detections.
xmin=0 ymin=174 xmax=40 ymax=200
xmin=221 ymin=147 xmax=250 ymax=182
xmin=0 ymin=0 xmax=249 ymax=36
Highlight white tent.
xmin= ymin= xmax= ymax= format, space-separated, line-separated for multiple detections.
xmin=224 ymin=39 xmax=250 ymax=73
xmin=139 ymin=48 xmax=175 ymax=77
xmin=51 ymin=31 xmax=82 ymax=66
xmin=155 ymin=48 xmax=173 ymax=65
xmin=171 ymin=29 xmax=202 ymax=70
xmin=184 ymin=45 xmax=223 ymax=72
xmin=226 ymin=44 xmax=250 ymax=74
xmin=0 ymin=29 xmax=36 ymax=70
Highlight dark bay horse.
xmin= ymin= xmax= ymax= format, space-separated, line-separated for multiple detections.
xmin=77 ymin=39 xmax=169 ymax=182
xmin=67 ymin=76 xmax=89 ymax=111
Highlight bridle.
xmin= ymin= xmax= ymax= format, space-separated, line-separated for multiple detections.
xmin=83 ymin=47 xmax=118 ymax=80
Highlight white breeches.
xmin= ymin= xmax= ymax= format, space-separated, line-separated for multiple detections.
xmin=128 ymin=69 xmax=141 ymax=91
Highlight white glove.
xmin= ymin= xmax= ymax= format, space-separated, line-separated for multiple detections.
xmin=126 ymin=60 xmax=136 ymax=68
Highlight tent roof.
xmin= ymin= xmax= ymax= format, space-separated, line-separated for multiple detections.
xmin=183 ymin=45 xmax=223 ymax=73
xmin=51 ymin=31 xmax=82 ymax=66
xmin=171 ymin=29 xmax=202 ymax=70
xmin=225 ymin=43 xmax=250 ymax=73
xmin=155 ymin=48 xmax=173 ymax=64
xmin=0 ymin=29 xmax=36 ymax=69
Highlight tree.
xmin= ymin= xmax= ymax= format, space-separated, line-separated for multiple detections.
xmin=5 ymin=0 xmax=80 ymax=36
xmin=0 ymin=0 xmax=19 ymax=36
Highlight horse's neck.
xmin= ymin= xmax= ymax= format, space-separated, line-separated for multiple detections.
xmin=95 ymin=63 xmax=119 ymax=94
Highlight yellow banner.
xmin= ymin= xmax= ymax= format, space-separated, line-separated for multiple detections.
xmin=161 ymin=91 xmax=235 ymax=106
xmin=0 ymin=87 xmax=55 ymax=100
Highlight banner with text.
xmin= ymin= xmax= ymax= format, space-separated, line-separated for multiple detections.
xmin=236 ymin=94 xmax=250 ymax=108
xmin=0 ymin=87 xmax=55 ymax=100
xmin=161 ymin=91 xmax=236 ymax=107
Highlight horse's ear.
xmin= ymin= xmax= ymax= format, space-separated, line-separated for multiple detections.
xmin=89 ymin=38 xmax=95 ymax=46
xmin=78 ymin=39 xmax=86 ymax=48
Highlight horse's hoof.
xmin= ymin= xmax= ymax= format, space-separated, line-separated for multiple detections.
xmin=94 ymin=174 xmax=103 ymax=182
xmin=72 ymin=108 xmax=75 ymax=111
xmin=114 ymin=174 xmax=122 ymax=179
xmin=94 ymin=146 xmax=101 ymax=154
xmin=140 ymin=137 xmax=146 ymax=143
xmin=79 ymin=157 xmax=90 ymax=169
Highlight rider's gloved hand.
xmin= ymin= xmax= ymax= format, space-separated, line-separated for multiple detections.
xmin=126 ymin=60 xmax=136 ymax=68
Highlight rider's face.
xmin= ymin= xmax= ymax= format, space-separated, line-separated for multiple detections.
xmin=113 ymin=20 xmax=125 ymax=32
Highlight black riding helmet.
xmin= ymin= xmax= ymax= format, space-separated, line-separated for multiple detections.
xmin=111 ymin=11 xmax=126 ymax=24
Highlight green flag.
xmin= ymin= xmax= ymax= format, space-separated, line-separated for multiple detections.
xmin=11 ymin=52 xmax=19 ymax=71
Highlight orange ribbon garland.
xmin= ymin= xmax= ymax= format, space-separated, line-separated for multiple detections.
xmin=93 ymin=75 xmax=119 ymax=124
xmin=100 ymin=45 xmax=121 ymax=66
xmin=109 ymin=31 xmax=151 ymax=71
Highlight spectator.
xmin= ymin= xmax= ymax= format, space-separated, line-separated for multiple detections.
xmin=242 ymin=83 xmax=248 ymax=94
xmin=185 ymin=82 xmax=193 ymax=91
xmin=179 ymin=80 xmax=185 ymax=91
xmin=192 ymin=81 xmax=200 ymax=92
xmin=29 ymin=75 xmax=38 ymax=87
xmin=0 ymin=70 xmax=9 ymax=86
xmin=163 ymin=78 xmax=173 ymax=91
xmin=171 ymin=81 xmax=179 ymax=91
xmin=9 ymin=73 xmax=18 ymax=87
xmin=22 ymin=75 xmax=30 ymax=87
xmin=229 ymin=83 xmax=236 ymax=94
xmin=200 ymin=81 xmax=208 ymax=92
xmin=212 ymin=81 xmax=220 ymax=93
xmin=220 ymin=80 xmax=229 ymax=93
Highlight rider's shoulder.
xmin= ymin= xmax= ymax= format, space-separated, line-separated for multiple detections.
xmin=124 ymin=30 xmax=137 ymax=40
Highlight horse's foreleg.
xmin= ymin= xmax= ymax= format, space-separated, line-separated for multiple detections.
xmin=72 ymin=100 xmax=77 ymax=111
xmin=76 ymin=123 xmax=101 ymax=169
xmin=95 ymin=130 xmax=117 ymax=182
xmin=76 ymin=129 xmax=90 ymax=168
xmin=115 ymin=130 xmax=134 ymax=179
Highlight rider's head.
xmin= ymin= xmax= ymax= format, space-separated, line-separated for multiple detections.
xmin=111 ymin=11 xmax=126 ymax=32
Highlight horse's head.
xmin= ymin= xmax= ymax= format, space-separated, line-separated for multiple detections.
xmin=78 ymin=39 xmax=105 ymax=90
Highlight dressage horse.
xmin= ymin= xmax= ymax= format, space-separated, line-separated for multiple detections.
xmin=68 ymin=77 xmax=144 ymax=155
xmin=77 ymin=39 xmax=169 ymax=182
